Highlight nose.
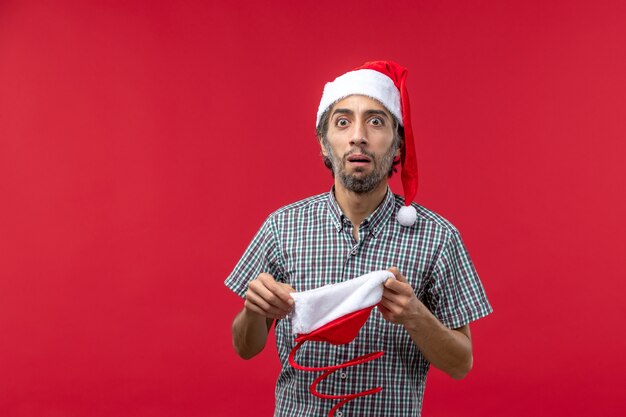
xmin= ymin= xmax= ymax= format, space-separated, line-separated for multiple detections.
xmin=349 ymin=121 xmax=368 ymax=146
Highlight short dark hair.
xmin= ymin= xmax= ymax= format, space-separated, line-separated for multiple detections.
xmin=315 ymin=108 xmax=404 ymax=177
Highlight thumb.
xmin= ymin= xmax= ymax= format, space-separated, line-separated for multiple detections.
xmin=388 ymin=266 xmax=407 ymax=283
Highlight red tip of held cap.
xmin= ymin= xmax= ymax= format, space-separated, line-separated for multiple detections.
xmin=289 ymin=306 xmax=384 ymax=416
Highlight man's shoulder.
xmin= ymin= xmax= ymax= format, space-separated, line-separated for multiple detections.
xmin=393 ymin=194 xmax=460 ymax=237
xmin=267 ymin=192 xmax=329 ymax=221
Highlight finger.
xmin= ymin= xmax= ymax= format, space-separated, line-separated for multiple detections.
xmin=245 ymin=298 xmax=279 ymax=318
xmin=245 ymin=292 xmax=288 ymax=318
xmin=383 ymin=278 xmax=411 ymax=295
xmin=387 ymin=267 xmax=408 ymax=283
xmin=382 ymin=293 xmax=408 ymax=315
xmin=245 ymin=291 xmax=280 ymax=315
xmin=249 ymin=281 xmax=293 ymax=313
xmin=254 ymin=275 xmax=293 ymax=305
xmin=259 ymin=275 xmax=295 ymax=307
xmin=377 ymin=303 xmax=397 ymax=323
xmin=275 ymin=283 xmax=296 ymax=306
xmin=245 ymin=301 xmax=282 ymax=319
xmin=381 ymin=290 xmax=403 ymax=305
xmin=377 ymin=303 xmax=391 ymax=316
xmin=383 ymin=278 xmax=400 ymax=292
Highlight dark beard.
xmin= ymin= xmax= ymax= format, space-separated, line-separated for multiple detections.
xmin=325 ymin=141 xmax=398 ymax=194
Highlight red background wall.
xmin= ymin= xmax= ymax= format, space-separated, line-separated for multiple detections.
xmin=1 ymin=1 xmax=625 ymax=416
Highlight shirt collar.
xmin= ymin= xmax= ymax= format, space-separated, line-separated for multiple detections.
xmin=326 ymin=186 xmax=395 ymax=236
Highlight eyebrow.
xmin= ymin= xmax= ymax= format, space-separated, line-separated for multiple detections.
xmin=331 ymin=108 xmax=390 ymax=118
xmin=331 ymin=108 xmax=354 ymax=117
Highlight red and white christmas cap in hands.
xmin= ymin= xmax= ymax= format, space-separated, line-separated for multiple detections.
xmin=290 ymin=270 xmax=394 ymax=339
xmin=288 ymin=270 xmax=395 ymax=417
xmin=316 ymin=61 xmax=419 ymax=227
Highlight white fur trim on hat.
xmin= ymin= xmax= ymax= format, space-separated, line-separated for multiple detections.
xmin=290 ymin=270 xmax=395 ymax=335
xmin=316 ymin=69 xmax=402 ymax=128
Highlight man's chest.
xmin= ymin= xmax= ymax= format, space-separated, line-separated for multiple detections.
xmin=278 ymin=224 xmax=435 ymax=298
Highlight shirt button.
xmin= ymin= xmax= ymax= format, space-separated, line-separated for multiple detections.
xmin=350 ymin=249 xmax=357 ymax=256
xmin=340 ymin=372 xmax=347 ymax=379
xmin=337 ymin=412 xmax=343 ymax=417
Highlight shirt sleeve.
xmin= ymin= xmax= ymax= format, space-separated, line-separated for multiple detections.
xmin=427 ymin=230 xmax=493 ymax=329
xmin=224 ymin=215 xmax=285 ymax=298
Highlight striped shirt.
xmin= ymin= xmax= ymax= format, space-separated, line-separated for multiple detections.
xmin=225 ymin=188 xmax=492 ymax=417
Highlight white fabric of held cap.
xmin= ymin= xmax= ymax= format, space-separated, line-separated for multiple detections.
xmin=316 ymin=69 xmax=403 ymax=128
xmin=290 ymin=270 xmax=395 ymax=335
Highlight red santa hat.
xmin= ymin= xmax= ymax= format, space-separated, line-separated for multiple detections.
xmin=316 ymin=61 xmax=418 ymax=227
xmin=289 ymin=270 xmax=395 ymax=416
xmin=290 ymin=269 xmax=394 ymax=336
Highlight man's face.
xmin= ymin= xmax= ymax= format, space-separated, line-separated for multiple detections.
xmin=321 ymin=95 xmax=400 ymax=194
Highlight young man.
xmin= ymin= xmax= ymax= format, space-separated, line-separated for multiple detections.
xmin=225 ymin=61 xmax=492 ymax=416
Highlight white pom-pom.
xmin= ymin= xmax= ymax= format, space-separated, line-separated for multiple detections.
xmin=397 ymin=205 xmax=417 ymax=227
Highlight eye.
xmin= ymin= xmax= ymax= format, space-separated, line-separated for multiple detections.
xmin=369 ymin=117 xmax=384 ymax=126
xmin=336 ymin=118 xmax=349 ymax=127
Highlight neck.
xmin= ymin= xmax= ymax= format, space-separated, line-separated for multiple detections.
xmin=333 ymin=179 xmax=389 ymax=230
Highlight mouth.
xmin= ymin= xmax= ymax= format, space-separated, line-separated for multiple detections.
xmin=346 ymin=154 xmax=372 ymax=165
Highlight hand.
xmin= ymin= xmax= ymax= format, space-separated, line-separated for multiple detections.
xmin=378 ymin=267 xmax=424 ymax=326
xmin=244 ymin=273 xmax=295 ymax=320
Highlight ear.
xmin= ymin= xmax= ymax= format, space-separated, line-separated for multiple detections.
xmin=318 ymin=137 xmax=329 ymax=157
xmin=394 ymin=144 xmax=402 ymax=159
